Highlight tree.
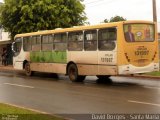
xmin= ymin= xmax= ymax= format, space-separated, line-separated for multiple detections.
xmin=103 ymin=15 xmax=126 ymax=23
xmin=0 ymin=0 xmax=87 ymax=39
xmin=103 ymin=18 xmax=109 ymax=23
xmin=110 ymin=15 xmax=126 ymax=22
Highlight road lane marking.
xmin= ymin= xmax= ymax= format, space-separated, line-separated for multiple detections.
xmin=144 ymin=86 xmax=160 ymax=90
xmin=128 ymin=100 xmax=160 ymax=107
xmin=3 ymin=83 xmax=35 ymax=89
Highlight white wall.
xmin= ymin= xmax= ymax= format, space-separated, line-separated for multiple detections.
xmin=158 ymin=22 xmax=160 ymax=33
xmin=0 ymin=28 xmax=10 ymax=41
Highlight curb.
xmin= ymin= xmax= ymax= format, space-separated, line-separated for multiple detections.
xmin=0 ymin=65 xmax=22 ymax=72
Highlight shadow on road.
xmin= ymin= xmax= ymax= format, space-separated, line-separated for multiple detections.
xmin=95 ymin=78 xmax=139 ymax=87
xmin=7 ymin=71 xmax=142 ymax=88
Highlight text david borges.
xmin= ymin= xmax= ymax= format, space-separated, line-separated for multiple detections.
xmin=92 ymin=114 xmax=125 ymax=120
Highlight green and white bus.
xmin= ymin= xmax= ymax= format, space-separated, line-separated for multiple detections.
xmin=12 ymin=20 xmax=159 ymax=82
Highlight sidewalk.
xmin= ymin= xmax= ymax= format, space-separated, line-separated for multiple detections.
xmin=0 ymin=65 xmax=22 ymax=72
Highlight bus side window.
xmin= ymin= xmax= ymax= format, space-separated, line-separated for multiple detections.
xmin=31 ymin=35 xmax=41 ymax=51
xmin=42 ymin=34 xmax=53 ymax=51
xmin=84 ymin=30 xmax=97 ymax=51
xmin=54 ymin=33 xmax=67 ymax=51
xmin=98 ymin=28 xmax=116 ymax=51
xmin=23 ymin=37 xmax=31 ymax=51
xmin=68 ymin=31 xmax=83 ymax=51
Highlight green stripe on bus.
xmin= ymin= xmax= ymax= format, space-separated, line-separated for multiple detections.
xmin=30 ymin=51 xmax=67 ymax=63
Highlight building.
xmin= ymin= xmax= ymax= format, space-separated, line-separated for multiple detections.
xmin=0 ymin=27 xmax=13 ymax=65
xmin=0 ymin=2 xmax=13 ymax=65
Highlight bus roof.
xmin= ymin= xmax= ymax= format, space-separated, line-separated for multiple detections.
xmin=14 ymin=20 xmax=154 ymax=38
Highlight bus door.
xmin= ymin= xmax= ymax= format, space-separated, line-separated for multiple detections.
xmin=98 ymin=28 xmax=118 ymax=75
xmin=67 ymin=30 xmax=98 ymax=75
xmin=79 ymin=30 xmax=98 ymax=75
xmin=12 ymin=37 xmax=23 ymax=69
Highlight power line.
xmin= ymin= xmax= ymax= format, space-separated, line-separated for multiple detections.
xmin=85 ymin=0 xmax=117 ymax=8
xmin=84 ymin=0 xmax=105 ymax=5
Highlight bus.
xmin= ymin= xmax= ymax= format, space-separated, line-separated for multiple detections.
xmin=12 ymin=20 xmax=159 ymax=82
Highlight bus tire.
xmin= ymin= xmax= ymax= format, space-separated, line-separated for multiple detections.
xmin=78 ymin=76 xmax=86 ymax=82
xmin=68 ymin=64 xmax=85 ymax=82
xmin=96 ymin=75 xmax=112 ymax=83
xmin=96 ymin=75 xmax=111 ymax=80
xmin=24 ymin=62 xmax=33 ymax=76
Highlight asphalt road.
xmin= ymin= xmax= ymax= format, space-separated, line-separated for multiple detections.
xmin=0 ymin=71 xmax=160 ymax=119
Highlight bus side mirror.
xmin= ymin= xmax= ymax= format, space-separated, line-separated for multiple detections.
xmin=12 ymin=42 xmax=16 ymax=53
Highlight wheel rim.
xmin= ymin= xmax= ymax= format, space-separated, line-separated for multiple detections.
xmin=69 ymin=67 xmax=76 ymax=81
xmin=25 ymin=63 xmax=31 ymax=75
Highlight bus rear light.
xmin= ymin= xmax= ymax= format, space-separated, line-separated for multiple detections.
xmin=152 ymin=52 xmax=157 ymax=61
xmin=154 ymin=67 xmax=158 ymax=70
xmin=154 ymin=64 xmax=158 ymax=69
xmin=125 ymin=53 xmax=130 ymax=62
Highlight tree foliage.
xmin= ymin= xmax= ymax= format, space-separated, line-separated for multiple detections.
xmin=0 ymin=0 xmax=87 ymax=39
xmin=103 ymin=15 xmax=126 ymax=23
xmin=103 ymin=19 xmax=109 ymax=23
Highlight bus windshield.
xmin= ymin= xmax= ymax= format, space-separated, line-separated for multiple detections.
xmin=12 ymin=38 xmax=22 ymax=56
xmin=124 ymin=24 xmax=155 ymax=42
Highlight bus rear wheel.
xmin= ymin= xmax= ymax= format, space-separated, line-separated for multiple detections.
xmin=97 ymin=75 xmax=111 ymax=80
xmin=68 ymin=64 xmax=86 ymax=82
xmin=96 ymin=75 xmax=112 ymax=83
xmin=24 ymin=62 xmax=33 ymax=76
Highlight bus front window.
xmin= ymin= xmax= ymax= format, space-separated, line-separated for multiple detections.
xmin=124 ymin=24 xmax=155 ymax=42
xmin=12 ymin=38 xmax=22 ymax=56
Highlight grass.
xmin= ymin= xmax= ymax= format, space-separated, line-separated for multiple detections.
xmin=0 ymin=103 xmax=64 ymax=120
xmin=144 ymin=71 xmax=160 ymax=76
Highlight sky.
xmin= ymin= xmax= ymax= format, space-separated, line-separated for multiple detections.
xmin=83 ymin=0 xmax=160 ymax=25
xmin=0 ymin=0 xmax=159 ymax=30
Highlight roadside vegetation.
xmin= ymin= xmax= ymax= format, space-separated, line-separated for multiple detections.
xmin=103 ymin=15 xmax=126 ymax=23
xmin=0 ymin=0 xmax=87 ymax=40
xmin=0 ymin=103 xmax=63 ymax=120
xmin=145 ymin=71 xmax=160 ymax=76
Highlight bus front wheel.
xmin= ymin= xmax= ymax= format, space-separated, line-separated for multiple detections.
xmin=24 ymin=62 xmax=33 ymax=76
xmin=68 ymin=64 xmax=85 ymax=82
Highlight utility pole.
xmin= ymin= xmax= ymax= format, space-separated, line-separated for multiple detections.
xmin=153 ymin=0 xmax=157 ymax=22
